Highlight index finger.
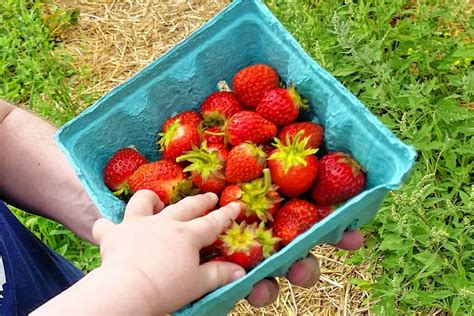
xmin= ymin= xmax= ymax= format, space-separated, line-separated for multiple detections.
xmin=159 ymin=193 xmax=218 ymax=221
xmin=187 ymin=202 xmax=241 ymax=248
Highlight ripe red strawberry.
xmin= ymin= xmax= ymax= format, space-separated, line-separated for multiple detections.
xmin=200 ymin=208 xmax=216 ymax=217
xmin=220 ymin=221 xmax=263 ymax=269
xmin=256 ymin=222 xmax=280 ymax=258
xmin=317 ymin=206 xmax=334 ymax=219
xmin=256 ymin=83 xmax=308 ymax=126
xmin=311 ymin=152 xmax=366 ymax=206
xmin=220 ymin=169 xmax=282 ymax=223
xmin=268 ymin=132 xmax=319 ymax=197
xmin=202 ymin=125 xmax=225 ymax=145
xmin=225 ymin=142 xmax=266 ymax=183
xmin=103 ymin=147 xmax=147 ymax=196
xmin=201 ymin=91 xmax=243 ymax=126
xmin=128 ymin=160 xmax=196 ymax=206
xmin=232 ymin=64 xmax=279 ymax=108
xmin=278 ymin=122 xmax=324 ymax=149
xmin=161 ymin=111 xmax=202 ymax=131
xmin=273 ymin=199 xmax=323 ymax=246
xmin=220 ymin=183 xmax=242 ymax=205
xmin=200 ymin=239 xmax=223 ymax=261
xmin=226 ymin=111 xmax=277 ymax=146
xmin=157 ymin=120 xmax=201 ymax=161
xmin=176 ymin=142 xmax=228 ymax=194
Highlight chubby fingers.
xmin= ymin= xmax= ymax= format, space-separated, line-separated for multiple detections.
xmin=246 ymin=278 xmax=279 ymax=308
xmin=123 ymin=190 xmax=164 ymax=220
xmin=334 ymin=230 xmax=364 ymax=250
xmin=159 ymin=193 xmax=218 ymax=221
xmin=286 ymin=254 xmax=321 ymax=288
xmin=188 ymin=202 xmax=241 ymax=248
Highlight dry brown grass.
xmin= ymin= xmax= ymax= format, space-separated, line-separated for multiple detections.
xmin=54 ymin=0 xmax=374 ymax=314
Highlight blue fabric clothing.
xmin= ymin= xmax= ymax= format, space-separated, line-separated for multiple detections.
xmin=0 ymin=201 xmax=83 ymax=315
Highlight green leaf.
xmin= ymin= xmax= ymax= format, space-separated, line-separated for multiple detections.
xmin=349 ymin=278 xmax=373 ymax=291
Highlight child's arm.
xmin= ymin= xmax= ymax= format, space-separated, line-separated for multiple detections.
xmin=32 ymin=191 xmax=246 ymax=315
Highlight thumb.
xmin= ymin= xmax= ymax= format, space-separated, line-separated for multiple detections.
xmin=199 ymin=261 xmax=246 ymax=294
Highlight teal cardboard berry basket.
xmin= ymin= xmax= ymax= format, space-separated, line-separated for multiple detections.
xmin=56 ymin=0 xmax=416 ymax=314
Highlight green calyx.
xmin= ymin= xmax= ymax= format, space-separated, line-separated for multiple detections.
xmin=170 ymin=178 xmax=198 ymax=204
xmin=244 ymin=142 xmax=266 ymax=162
xmin=202 ymin=112 xmax=226 ymax=128
xmin=157 ymin=119 xmax=179 ymax=150
xmin=269 ymin=131 xmax=318 ymax=174
xmin=240 ymin=169 xmax=280 ymax=222
xmin=336 ymin=152 xmax=367 ymax=176
xmin=112 ymin=182 xmax=130 ymax=197
xmin=288 ymin=81 xmax=309 ymax=110
xmin=220 ymin=221 xmax=259 ymax=255
xmin=176 ymin=142 xmax=224 ymax=179
xmin=256 ymin=222 xmax=280 ymax=258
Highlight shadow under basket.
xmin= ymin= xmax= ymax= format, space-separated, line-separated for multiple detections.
xmin=55 ymin=0 xmax=416 ymax=315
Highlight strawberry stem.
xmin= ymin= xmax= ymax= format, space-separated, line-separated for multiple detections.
xmin=251 ymin=169 xmax=271 ymax=197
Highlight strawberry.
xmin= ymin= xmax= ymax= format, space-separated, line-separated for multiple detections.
xmin=256 ymin=83 xmax=308 ymax=126
xmin=176 ymin=142 xmax=228 ymax=194
xmin=225 ymin=111 xmax=277 ymax=146
xmin=201 ymin=91 xmax=243 ymax=126
xmin=311 ymin=152 xmax=366 ymax=206
xmin=220 ymin=221 xmax=263 ymax=269
xmin=200 ymin=208 xmax=216 ymax=217
xmin=220 ymin=169 xmax=282 ymax=223
xmin=225 ymin=142 xmax=266 ymax=183
xmin=128 ymin=160 xmax=196 ymax=206
xmin=273 ymin=199 xmax=323 ymax=246
xmin=232 ymin=64 xmax=279 ymax=108
xmin=268 ymin=132 xmax=319 ymax=197
xmin=256 ymin=222 xmax=280 ymax=258
xmin=219 ymin=184 xmax=242 ymax=207
xmin=103 ymin=147 xmax=147 ymax=196
xmin=317 ymin=206 xmax=334 ymax=219
xmin=202 ymin=125 xmax=225 ymax=145
xmin=200 ymin=239 xmax=223 ymax=262
xmin=157 ymin=120 xmax=201 ymax=161
xmin=278 ymin=122 xmax=324 ymax=149
xmin=161 ymin=111 xmax=202 ymax=131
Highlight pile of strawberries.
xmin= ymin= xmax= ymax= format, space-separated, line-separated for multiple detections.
xmin=103 ymin=64 xmax=366 ymax=269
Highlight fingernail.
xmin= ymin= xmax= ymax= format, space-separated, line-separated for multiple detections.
xmin=232 ymin=269 xmax=245 ymax=281
xmin=227 ymin=202 xmax=241 ymax=212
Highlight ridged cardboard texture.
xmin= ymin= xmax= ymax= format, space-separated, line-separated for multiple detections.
xmin=55 ymin=0 xmax=416 ymax=315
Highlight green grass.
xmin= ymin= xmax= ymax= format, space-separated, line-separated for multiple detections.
xmin=1 ymin=0 xmax=473 ymax=314
xmin=266 ymin=0 xmax=473 ymax=314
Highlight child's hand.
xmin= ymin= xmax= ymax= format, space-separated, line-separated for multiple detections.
xmin=93 ymin=190 xmax=245 ymax=315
